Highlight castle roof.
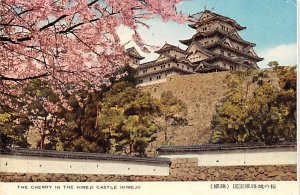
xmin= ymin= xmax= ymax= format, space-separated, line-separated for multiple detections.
xmin=185 ymin=41 xmax=215 ymax=57
xmin=126 ymin=47 xmax=145 ymax=60
xmin=1 ymin=147 xmax=170 ymax=164
xmin=180 ymin=29 xmax=256 ymax=47
xmin=204 ymin=41 xmax=263 ymax=61
xmin=155 ymin=43 xmax=187 ymax=54
xmin=189 ymin=10 xmax=246 ymax=30
xmin=157 ymin=142 xmax=296 ymax=154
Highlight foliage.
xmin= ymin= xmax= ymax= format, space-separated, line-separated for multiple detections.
xmin=160 ymin=91 xmax=187 ymax=124
xmin=211 ymin=65 xmax=296 ymax=144
xmin=0 ymin=75 xmax=186 ymax=156
xmin=0 ymin=0 xmax=188 ymax=135
xmin=98 ymin=81 xmax=161 ymax=156
xmin=159 ymin=91 xmax=187 ymax=142
xmin=0 ymin=112 xmax=30 ymax=148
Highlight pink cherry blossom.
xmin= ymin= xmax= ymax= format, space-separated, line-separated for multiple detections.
xmin=0 ymin=0 xmax=188 ymax=134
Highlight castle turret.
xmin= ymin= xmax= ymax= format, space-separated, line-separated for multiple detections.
xmin=125 ymin=47 xmax=145 ymax=68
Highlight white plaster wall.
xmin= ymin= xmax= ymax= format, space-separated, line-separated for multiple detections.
xmin=197 ymin=21 xmax=220 ymax=32
xmin=168 ymin=50 xmax=185 ymax=58
xmin=137 ymin=78 xmax=167 ymax=87
xmin=0 ymin=155 xmax=169 ymax=176
xmin=160 ymin=148 xmax=296 ymax=166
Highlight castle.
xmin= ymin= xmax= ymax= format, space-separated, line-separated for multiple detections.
xmin=126 ymin=10 xmax=263 ymax=86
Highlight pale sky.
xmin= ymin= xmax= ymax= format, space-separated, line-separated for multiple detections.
xmin=117 ymin=0 xmax=297 ymax=68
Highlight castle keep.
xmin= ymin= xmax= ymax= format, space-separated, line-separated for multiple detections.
xmin=128 ymin=10 xmax=263 ymax=86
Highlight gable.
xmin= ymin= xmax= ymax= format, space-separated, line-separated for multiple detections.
xmin=245 ymin=47 xmax=258 ymax=57
xmin=222 ymin=38 xmax=234 ymax=47
xmin=129 ymin=48 xmax=140 ymax=57
xmin=199 ymin=11 xmax=215 ymax=22
xmin=186 ymin=42 xmax=212 ymax=56
xmin=230 ymin=31 xmax=242 ymax=40
xmin=155 ymin=53 xmax=172 ymax=62
xmin=159 ymin=43 xmax=173 ymax=51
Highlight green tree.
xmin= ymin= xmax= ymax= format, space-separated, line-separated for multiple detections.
xmin=211 ymin=64 xmax=296 ymax=144
xmin=98 ymin=81 xmax=161 ymax=156
xmin=159 ymin=91 xmax=187 ymax=142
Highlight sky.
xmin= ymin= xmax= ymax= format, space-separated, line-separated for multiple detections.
xmin=117 ymin=0 xmax=297 ymax=68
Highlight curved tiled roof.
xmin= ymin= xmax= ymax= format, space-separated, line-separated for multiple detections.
xmin=189 ymin=10 xmax=246 ymax=30
xmin=180 ymin=29 xmax=256 ymax=47
xmin=126 ymin=47 xmax=145 ymax=60
xmin=157 ymin=142 xmax=296 ymax=154
xmin=155 ymin=43 xmax=187 ymax=54
xmin=1 ymin=147 xmax=170 ymax=164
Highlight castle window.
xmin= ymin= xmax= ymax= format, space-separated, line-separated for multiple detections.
xmin=154 ymin=67 xmax=156 ymax=70
xmin=165 ymin=73 xmax=168 ymax=77
xmin=138 ymin=80 xmax=143 ymax=83
xmin=187 ymin=67 xmax=190 ymax=70
xmin=149 ymin=78 xmax=152 ymax=81
xmin=236 ymin=46 xmax=239 ymax=50
xmin=143 ymin=69 xmax=147 ymax=73
xmin=220 ymin=50 xmax=224 ymax=55
xmin=177 ymin=64 xmax=179 ymax=67
xmin=168 ymin=64 xmax=170 ymax=67
xmin=230 ymin=65 xmax=236 ymax=71
xmin=228 ymin=53 xmax=231 ymax=57
xmin=157 ymin=75 xmax=161 ymax=79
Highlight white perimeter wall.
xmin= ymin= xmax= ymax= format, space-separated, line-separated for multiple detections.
xmin=0 ymin=155 xmax=169 ymax=176
xmin=160 ymin=148 xmax=296 ymax=166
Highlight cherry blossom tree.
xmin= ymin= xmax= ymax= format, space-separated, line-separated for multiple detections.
xmin=0 ymin=0 xmax=189 ymax=147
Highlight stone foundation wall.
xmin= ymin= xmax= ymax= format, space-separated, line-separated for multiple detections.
xmin=0 ymin=158 xmax=296 ymax=182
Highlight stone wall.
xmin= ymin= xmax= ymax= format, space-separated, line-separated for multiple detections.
xmin=143 ymin=72 xmax=230 ymax=155
xmin=168 ymin=158 xmax=296 ymax=181
xmin=1 ymin=158 xmax=296 ymax=182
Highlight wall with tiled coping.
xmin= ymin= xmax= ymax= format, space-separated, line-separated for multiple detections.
xmin=0 ymin=157 xmax=296 ymax=182
xmin=159 ymin=148 xmax=297 ymax=166
xmin=0 ymin=154 xmax=169 ymax=176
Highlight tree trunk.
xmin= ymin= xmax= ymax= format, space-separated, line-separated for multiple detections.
xmin=129 ymin=143 xmax=133 ymax=155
